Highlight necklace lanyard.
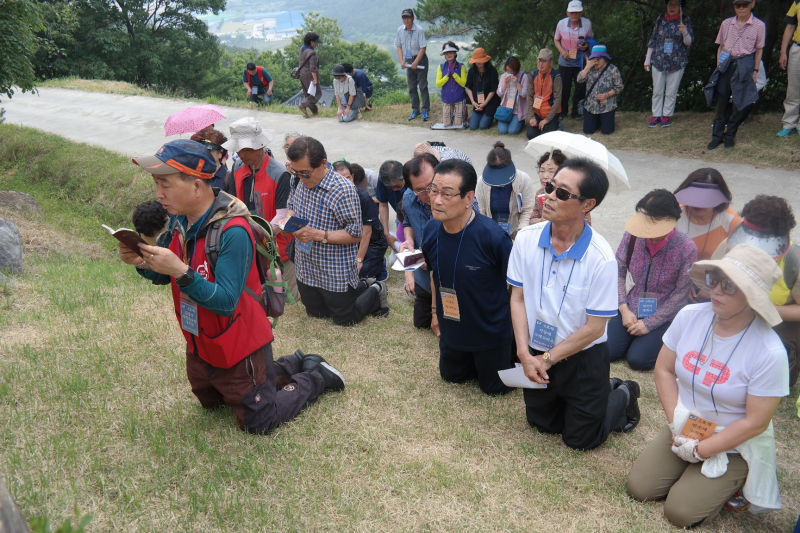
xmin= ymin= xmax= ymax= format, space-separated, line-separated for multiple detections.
xmin=691 ymin=314 xmax=754 ymax=415
xmin=435 ymin=211 xmax=473 ymax=289
xmin=539 ymin=248 xmax=578 ymax=317
xmin=643 ymin=238 xmax=675 ymax=292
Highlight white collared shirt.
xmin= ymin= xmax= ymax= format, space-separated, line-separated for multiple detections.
xmin=507 ymin=221 xmax=618 ymax=350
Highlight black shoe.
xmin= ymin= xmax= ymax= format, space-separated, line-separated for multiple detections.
xmin=707 ymin=138 xmax=722 ymax=150
xmin=609 ymin=377 xmax=623 ymax=391
xmin=724 ymin=137 xmax=735 ymax=148
xmin=301 ymin=353 xmax=326 ymax=373
xmin=621 ymin=380 xmax=640 ymax=432
xmin=282 ymin=349 xmax=306 ymax=370
xmin=372 ymin=280 xmax=389 ymax=317
xmin=314 ymin=361 xmax=346 ymax=392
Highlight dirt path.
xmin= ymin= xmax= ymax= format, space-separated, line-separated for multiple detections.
xmin=3 ymin=88 xmax=798 ymax=242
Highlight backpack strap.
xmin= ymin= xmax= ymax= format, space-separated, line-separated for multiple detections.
xmin=625 ymin=235 xmax=637 ymax=268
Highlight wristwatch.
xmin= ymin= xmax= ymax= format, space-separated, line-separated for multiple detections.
xmin=176 ymin=268 xmax=195 ymax=287
xmin=355 ymin=257 xmax=363 ymax=263
xmin=541 ymin=351 xmax=552 ymax=363
xmin=321 ymin=230 xmax=328 ymax=244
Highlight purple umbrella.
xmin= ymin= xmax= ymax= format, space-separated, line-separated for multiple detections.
xmin=164 ymin=104 xmax=226 ymax=136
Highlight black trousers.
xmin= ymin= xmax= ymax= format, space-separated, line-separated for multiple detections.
xmin=559 ymin=66 xmax=585 ymax=117
xmin=413 ymin=285 xmax=432 ymax=329
xmin=297 ymin=280 xmax=380 ymax=326
xmin=526 ymin=114 xmax=560 ymax=140
xmin=523 ymin=342 xmax=627 ymax=450
xmin=439 ymin=340 xmax=514 ymax=395
xmin=712 ymin=66 xmax=751 ymax=142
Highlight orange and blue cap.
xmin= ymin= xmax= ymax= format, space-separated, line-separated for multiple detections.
xmin=132 ymin=139 xmax=218 ymax=179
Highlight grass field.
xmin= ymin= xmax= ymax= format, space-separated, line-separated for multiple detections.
xmin=0 ymin=125 xmax=798 ymax=531
xmin=39 ymin=77 xmax=800 ymax=171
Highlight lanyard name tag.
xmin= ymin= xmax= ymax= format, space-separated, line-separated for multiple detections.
xmin=637 ymin=297 xmax=658 ymax=318
xmin=295 ymin=240 xmax=312 ymax=254
xmin=719 ymin=50 xmax=731 ymax=64
xmin=252 ymin=86 xmax=259 ymax=94
xmin=533 ymin=96 xmax=543 ymax=110
xmin=180 ymin=297 xmax=199 ymax=336
xmin=477 ymin=92 xmax=485 ymax=105
xmin=567 ymin=49 xmax=577 ymax=60
xmin=440 ymin=287 xmax=460 ymax=321
xmin=498 ymin=221 xmax=511 ymax=235
xmin=679 ymin=414 xmax=717 ymax=441
xmin=663 ymin=39 xmax=674 ymax=54
xmin=532 ymin=319 xmax=558 ymax=350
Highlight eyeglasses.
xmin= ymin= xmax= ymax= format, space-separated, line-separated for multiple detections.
xmin=544 ymin=181 xmax=586 ymax=201
xmin=426 ymin=185 xmax=462 ymax=200
xmin=413 ymin=178 xmax=435 ymax=195
xmin=291 ymin=168 xmax=314 ymax=180
xmin=705 ymin=271 xmax=739 ymax=295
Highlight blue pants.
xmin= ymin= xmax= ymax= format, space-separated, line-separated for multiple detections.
xmin=606 ymin=313 xmax=671 ymax=370
xmin=338 ymin=96 xmax=357 ymax=122
xmin=469 ymin=110 xmax=493 ymax=130
xmin=497 ymin=115 xmax=523 ymax=135
xmin=583 ymin=110 xmax=616 ymax=134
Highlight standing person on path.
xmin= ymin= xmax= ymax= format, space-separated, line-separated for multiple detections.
xmin=395 ymin=8 xmax=430 ymax=122
xmin=553 ymin=1 xmax=595 ymax=119
xmin=507 ymin=158 xmax=640 ymax=450
xmin=777 ymin=1 xmax=800 ymax=137
xmin=283 ymin=136 xmax=389 ymax=324
xmin=242 ymin=62 xmax=274 ymax=105
xmin=122 ymin=139 xmax=345 ymax=434
xmin=422 ymin=159 xmax=515 ymax=395
xmin=705 ymin=0 xmax=765 ymax=149
xmin=298 ymin=32 xmax=321 ymax=118
xmin=644 ymin=0 xmax=694 ymax=128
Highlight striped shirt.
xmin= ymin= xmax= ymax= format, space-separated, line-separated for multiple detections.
xmin=394 ymin=23 xmax=427 ymax=60
xmin=288 ymin=165 xmax=362 ymax=292
xmin=715 ymin=15 xmax=765 ymax=57
xmin=675 ymin=207 xmax=741 ymax=260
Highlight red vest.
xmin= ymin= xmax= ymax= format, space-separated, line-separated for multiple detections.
xmin=169 ymin=218 xmax=273 ymax=369
xmin=532 ymin=68 xmax=561 ymax=118
xmin=245 ymin=66 xmax=269 ymax=87
xmin=232 ymin=157 xmax=290 ymax=261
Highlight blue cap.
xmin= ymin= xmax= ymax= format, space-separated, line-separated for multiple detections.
xmin=482 ymin=161 xmax=517 ymax=187
xmin=588 ymin=44 xmax=612 ymax=61
xmin=132 ymin=139 xmax=218 ymax=179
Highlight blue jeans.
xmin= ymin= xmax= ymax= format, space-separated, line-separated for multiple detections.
xmin=606 ymin=313 xmax=670 ymax=370
xmin=469 ymin=110 xmax=493 ymax=130
xmin=497 ymin=115 xmax=523 ymax=135
xmin=338 ymin=96 xmax=357 ymax=122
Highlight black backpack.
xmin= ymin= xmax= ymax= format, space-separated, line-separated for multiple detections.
xmin=205 ymin=214 xmax=292 ymax=323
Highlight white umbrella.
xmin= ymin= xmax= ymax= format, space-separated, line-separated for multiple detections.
xmin=523 ymin=131 xmax=630 ymax=192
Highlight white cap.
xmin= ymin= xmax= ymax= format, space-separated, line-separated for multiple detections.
xmin=567 ymin=1 xmax=584 ymax=12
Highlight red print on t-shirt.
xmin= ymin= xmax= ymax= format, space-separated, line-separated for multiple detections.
xmin=681 ymin=351 xmax=731 ymax=387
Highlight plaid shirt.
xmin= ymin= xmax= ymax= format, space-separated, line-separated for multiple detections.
xmin=288 ymin=165 xmax=362 ymax=292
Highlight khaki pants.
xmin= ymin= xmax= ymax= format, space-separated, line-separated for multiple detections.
xmin=782 ymin=44 xmax=800 ymax=130
xmin=626 ymin=426 xmax=748 ymax=528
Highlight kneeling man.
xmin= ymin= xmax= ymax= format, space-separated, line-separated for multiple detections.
xmin=507 ymin=158 xmax=639 ymax=449
xmin=422 ymin=159 xmax=514 ymax=395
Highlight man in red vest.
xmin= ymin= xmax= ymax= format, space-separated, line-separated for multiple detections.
xmin=120 ymin=139 xmax=345 ymax=433
xmin=527 ymin=48 xmax=563 ymax=140
xmin=243 ymin=62 xmax=274 ymax=105
xmin=223 ymin=117 xmax=298 ymax=300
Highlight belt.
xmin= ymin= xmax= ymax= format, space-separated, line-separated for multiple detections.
xmin=794 ymin=41 xmax=800 ymax=47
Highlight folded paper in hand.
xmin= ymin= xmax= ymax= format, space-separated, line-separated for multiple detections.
xmin=391 ymin=250 xmax=425 ymax=271
xmin=498 ymin=363 xmax=547 ymax=389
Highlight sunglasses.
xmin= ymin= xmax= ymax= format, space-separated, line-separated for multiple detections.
xmin=544 ymin=181 xmax=586 ymax=201
xmin=705 ymin=271 xmax=739 ymax=295
xmin=291 ymin=168 xmax=314 ymax=180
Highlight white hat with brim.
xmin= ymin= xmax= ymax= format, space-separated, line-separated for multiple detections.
xmin=688 ymin=243 xmax=783 ymax=327
xmin=222 ymin=116 xmax=272 ymax=153
xmin=624 ymin=212 xmax=677 ymax=239
xmin=441 ymin=44 xmax=459 ymax=54
xmin=567 ymin=1 xmax=584 ymax=12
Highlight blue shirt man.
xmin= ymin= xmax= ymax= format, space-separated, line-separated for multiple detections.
xmin=342 ymin=62 xmax=374 ymax=110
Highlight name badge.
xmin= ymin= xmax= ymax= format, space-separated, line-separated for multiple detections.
xmin=516 ymin=193 xmax=524 ymax=212
xmin=718 ymin=50 xmax=731 ymax=64
xmin=532 ymin=319 xmax=558 ymax=350
xmin=440 ymin=287 xmax=460 ymax=321
xmin=498 ymin=221 xmax=511 ymax=235
xmin=680 ymin=414 xmax=717 ymax=441
xmin=295 ymin=240 xmax=312 ymax=254
xmin=252 ymin=86 xmax=259 ymax=94
xmin=533 ymin=96 xmax=543 ymax=110
xmin=477 ymin=92 xmax=485 ymax=105
xmin=637 ymin=297 xmax=658 ymax=318
xmin=180 ymin=297 xmax=199 ymax=336
xmin=567 ymin=49 xmax=577 ymax=60
xmin=663 ymin=39 xmax=674 ymax=54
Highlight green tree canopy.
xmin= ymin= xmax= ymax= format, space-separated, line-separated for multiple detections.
xmin=0 ymin=0 xmax=43 ymax=99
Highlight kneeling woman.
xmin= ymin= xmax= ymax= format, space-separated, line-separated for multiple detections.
xmin=626 ymin=244 xmax=790 ymax=528
xmin=608 ymin=189 xmax=696 ymax=370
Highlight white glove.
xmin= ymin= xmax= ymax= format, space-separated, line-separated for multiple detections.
xmin=671 ymin=436 xmax=702 ymax=463
xmin=667 ymin=420 xmax=680 ymax=438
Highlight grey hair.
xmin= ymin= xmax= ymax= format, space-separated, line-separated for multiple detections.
xmin=284 ymin=131 xmax=303 ymax=143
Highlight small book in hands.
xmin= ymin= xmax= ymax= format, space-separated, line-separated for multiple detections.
xmin=102 ymin=224 xmax=146 ymax=257
xmin=276 ymin=216 xmax=309 ymax=233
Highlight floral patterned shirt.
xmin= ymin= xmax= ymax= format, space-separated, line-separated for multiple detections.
xmin=648 ymin=15 xmax=694 ymax=72
xmin=577 ymin=63 xmax=623 ymax=115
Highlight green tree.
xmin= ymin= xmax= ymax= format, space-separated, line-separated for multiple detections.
xmin=0 ymin=0 xmax=43 ymax=99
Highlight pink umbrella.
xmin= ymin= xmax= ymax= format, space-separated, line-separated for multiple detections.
xmin=164 ymin=104 xmax=226 ymax=136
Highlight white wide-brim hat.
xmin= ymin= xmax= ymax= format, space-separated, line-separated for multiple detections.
xmin=222 ymin=116 xmax=272 ymax=153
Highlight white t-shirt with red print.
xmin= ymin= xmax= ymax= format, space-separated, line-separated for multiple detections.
xmin=663 ymin=302 xmax=789 ymax=427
